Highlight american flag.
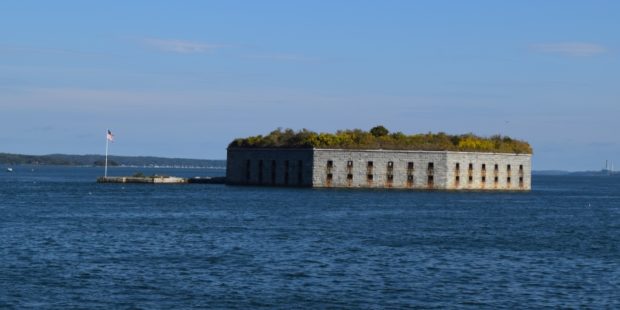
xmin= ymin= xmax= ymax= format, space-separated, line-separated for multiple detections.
xmin=107 ymin=130 xmax=114 ymax=142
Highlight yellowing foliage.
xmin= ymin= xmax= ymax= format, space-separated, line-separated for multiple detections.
xmin=229 ymin=127 xmax=533 ymax=154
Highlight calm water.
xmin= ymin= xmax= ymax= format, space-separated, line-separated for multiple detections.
xmin=1 ymin=166 xmax=619 ymax=309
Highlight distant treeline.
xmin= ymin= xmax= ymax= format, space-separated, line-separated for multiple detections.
xmin=0 ymin=153 xmax=226 ymax=167
xmin=229 ymin=126 xmax=533 ymax=154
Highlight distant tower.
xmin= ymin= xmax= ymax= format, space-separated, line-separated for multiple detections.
xmin=605 ymin=160 xmax=609 ymax=175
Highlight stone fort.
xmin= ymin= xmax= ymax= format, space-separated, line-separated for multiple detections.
xmin=226 ymin=148 xmax=531 ymax=191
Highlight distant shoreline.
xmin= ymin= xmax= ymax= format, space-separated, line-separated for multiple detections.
xmin=533 ymin=170 xmax=618 ymax=176
xmin=0 ymin=152 xmax=225 ymax=168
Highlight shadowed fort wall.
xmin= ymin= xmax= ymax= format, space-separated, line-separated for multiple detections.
xmin=226 ymin=148 xmax=314 ymax=186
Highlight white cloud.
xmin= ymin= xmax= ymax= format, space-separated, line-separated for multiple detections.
xmin=143 ymin=38 xmax=225 ymax=54
xmin=245 ymin=53 xmax=317 ymax=62
xmin=531 ymin=42 xmax=607 ymax=56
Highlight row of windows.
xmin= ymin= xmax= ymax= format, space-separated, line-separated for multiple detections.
xmin=326 ymin=172 xmax=524 ymax=187
xmin=245 ymin=159 xmax=303 ymax=184
xmin=327 ymin=172 xmax=430 ymax=185
xmin=455 ymin=175 xmax=524 ymax=185
xmin=324 ymin=160 xmax=524 ymax=187
xmin=456 ymin=163 xmax=524 ymax=171
xmin=328 ymin=160 xmax=425 ymax=170
xmin=327 ymin=161 xmax=524 ymax=173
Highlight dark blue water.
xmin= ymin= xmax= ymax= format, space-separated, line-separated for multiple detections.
xmin=1 ymin=166 xmax=619 ymax=308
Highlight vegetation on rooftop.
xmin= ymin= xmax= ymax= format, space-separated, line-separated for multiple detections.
xmin=229 ymin=126 xmax=533 ymax=154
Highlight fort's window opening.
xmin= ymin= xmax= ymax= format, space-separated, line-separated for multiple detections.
xmin=455 ymin=163 xmax=460 ymax=170
xmin=258 ymin=160 xmax=264 ymax=183
xmin=347 ymin=160 xmax=353 ymax=167
xmin=494 ymin=164 xmax=499 ymax=170
xmin=407 ymin=162 xmax=414 ymax=170
xmin=367 ymin=161 xmax=373 ymax=168
xmin=388 ymin=161 xmax=394 ymax=168
xmin=507 ymin=177 xmax=511 ymax=183
xmin=326 ymin=160 xmax=333 ymax=179
xmin=468 ymin=175 xmax=473 ymax=183
xmin=482 ymin=176 xmax=486 ymax=183
xmin=327 ymin=173 xmax=333 ymax=180
xmin=507 ymin=164 xmax=511 ymax=171
xmin=297 ymin=160 xmax=303 ymax=184
xmin=271 ymin=160 xmax=276 ymax=184
xmin=468 ymin=163 xmax=473 ymax=170
xmin=347 ymin=173 xmax=353 ymax=180
xmin=245 ymin=160 xmax=251 ymax=181
xmin=284 ymin=160 xmax=289 ymax=184
xmin=494 ymin=176 xmax=499 ymax=183
xmin=482 ymin=163 xmax=486 ymax=171
xmin=367 ymin=174 xmax=373 ymax=181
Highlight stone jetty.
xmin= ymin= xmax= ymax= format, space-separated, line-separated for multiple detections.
xmin=97 ymin=175 xmax=226 ymax=184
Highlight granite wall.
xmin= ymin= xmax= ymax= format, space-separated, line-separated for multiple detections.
xmin=226 ymin=148 xmax=532 ymax=190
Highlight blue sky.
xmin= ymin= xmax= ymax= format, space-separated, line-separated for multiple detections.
xmin=1 ymin=1 xmax=618 ymax=170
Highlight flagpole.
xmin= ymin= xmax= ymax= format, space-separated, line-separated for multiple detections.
xmin=104 ymin=129 xmax=109 ymax=178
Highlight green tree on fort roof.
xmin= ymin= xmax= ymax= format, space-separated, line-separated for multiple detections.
xmin=370 ymin=125 xmax=389 ymax=137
